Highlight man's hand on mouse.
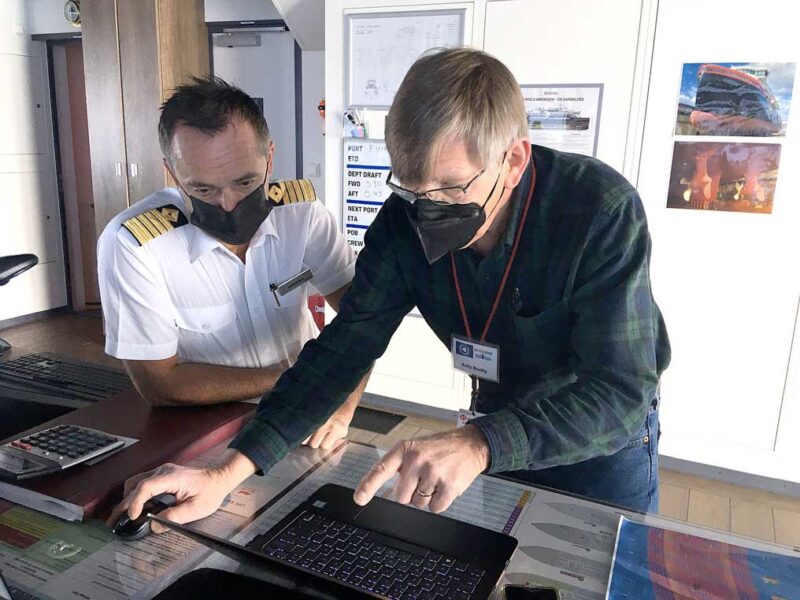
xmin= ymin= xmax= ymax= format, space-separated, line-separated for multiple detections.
xmin=353 ymin=425 xmax=491 ymax=514
xmin=107 ymin=450 xmax=257 ymax=534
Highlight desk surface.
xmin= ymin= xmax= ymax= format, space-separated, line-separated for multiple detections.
xmin=1 ymin=440 xmax=798 ymax=600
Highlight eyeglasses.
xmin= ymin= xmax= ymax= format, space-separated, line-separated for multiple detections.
xmin=385 ymin=167 xmax=486 ymax=205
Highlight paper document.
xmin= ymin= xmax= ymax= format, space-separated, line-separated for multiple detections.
xmin=606 ymin=517 xmax=800 ymax=599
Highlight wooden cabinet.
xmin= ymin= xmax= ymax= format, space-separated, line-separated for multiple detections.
xmin=81 ymin=0 xmax=209 ymax=238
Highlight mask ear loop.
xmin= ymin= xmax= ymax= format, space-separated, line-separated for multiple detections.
xmin=479 ymin=154 xmax=511 ymax=223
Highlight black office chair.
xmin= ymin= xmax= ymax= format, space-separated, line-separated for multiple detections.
xmin=0 ymin=254 xmax=39 ymax=356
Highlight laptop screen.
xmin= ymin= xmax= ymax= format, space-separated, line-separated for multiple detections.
xmin=0 ymin=570 xmax=13 ymax=600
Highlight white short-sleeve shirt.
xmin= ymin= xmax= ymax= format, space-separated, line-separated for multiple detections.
xmin=97 ymin=187 xmax=356 ymax=368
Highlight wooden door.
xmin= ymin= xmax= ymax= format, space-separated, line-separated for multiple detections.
xmin=80 ymin=0 xmax=129 ymax=239
xmin=65 ymin=43 xmax=100 ymax=305
xmin=116 ymin=0 xmax=163 ymax=204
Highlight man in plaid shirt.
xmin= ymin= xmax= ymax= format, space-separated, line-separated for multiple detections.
xmin=115 ymin=48 xmax=670 ymax=529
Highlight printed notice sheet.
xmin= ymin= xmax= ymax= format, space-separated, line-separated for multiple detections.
xmin=347 ymin=11 xmax=464 ymax=107
xmin=521 ymin=84 xmax=603 ymax=157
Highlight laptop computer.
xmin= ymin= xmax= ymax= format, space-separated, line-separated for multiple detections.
xmin=151 ymin=483 xmax=518 ymax=600
xmin=0 ymin=569 xmax=14 ymax=600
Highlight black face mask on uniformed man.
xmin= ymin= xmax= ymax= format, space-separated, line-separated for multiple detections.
xmin=406 ymin=161 xmax=508 ymax=265
xmin=185 ymin=173 xmax=270 ymax=245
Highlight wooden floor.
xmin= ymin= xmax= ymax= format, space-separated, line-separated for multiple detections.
xmin=4 ymin=312 xmax=800 ymax=547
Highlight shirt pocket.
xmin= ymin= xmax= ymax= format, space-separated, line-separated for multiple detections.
xmin=173 ymin=303 xmax=237 ymax=333
xmin=512 ymin=302 xmax=572 ymax=372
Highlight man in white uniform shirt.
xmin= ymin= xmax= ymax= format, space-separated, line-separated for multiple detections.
xmin=97 ymin=76 xmax=365 ymax=448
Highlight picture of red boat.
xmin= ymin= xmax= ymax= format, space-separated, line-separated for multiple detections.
xmin=688 ymin=64 xmax=784 ymax=136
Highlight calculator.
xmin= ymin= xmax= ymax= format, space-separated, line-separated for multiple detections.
xmin=0 ymin=424 xmax=125 ymax=482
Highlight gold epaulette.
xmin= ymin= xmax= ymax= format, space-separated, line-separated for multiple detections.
xmin=121 ymin=204 xmax=187 ymax=246
xmin=267 ymin=179 xmax=317 ymax=205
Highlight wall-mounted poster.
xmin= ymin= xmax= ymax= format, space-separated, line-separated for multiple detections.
xmin=346 ymin=10 xmax=465 ymax=108
xmin=675 ymin=62 xmax=795 ymax=136
xmin=520 ymin=84 xmax=603 ymax=156
xmin=667 ymin=142 xmax=781 ymax=214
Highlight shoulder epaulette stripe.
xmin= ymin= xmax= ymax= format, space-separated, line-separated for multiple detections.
xmin=301 ymin=179 xmax=315 ymax=199
xmin=267 ymin=179 xmax=317 ymax=205
xmin=144 ymin=209 xmax=171 ymax=235
xmin=121 ymin=203 xmax=187 ymax=246
xmin=122 ymin=217 xmax=152 ymax=245
xmin=148 ymin=209 xmax=173 ymax=232
xmin=135 ymin=214 xmax=161 ymax=238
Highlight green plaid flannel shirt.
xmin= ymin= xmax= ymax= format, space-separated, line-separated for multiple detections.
xmin=231 ymin=145 xmax=671 ymax=475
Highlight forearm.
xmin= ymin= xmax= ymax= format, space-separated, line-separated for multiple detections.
xmin=208 ymin=448 xmax=259 ymax=487
xmin=473 ymin=371 xmax=657 ymax=474
xmin=136 ymin=362 xmax=285 ymax=406
xmin=332 ymin=366 xmax=373 ymax=420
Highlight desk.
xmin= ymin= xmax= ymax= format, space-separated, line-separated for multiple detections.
xmin=1 ymin=441 xmax=798 ymax=599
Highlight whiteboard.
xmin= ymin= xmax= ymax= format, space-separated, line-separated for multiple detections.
xmin=345 ymin=9 xmax=465 ymax=108
xmin=341 ymin=138 xmax=392 ymax=253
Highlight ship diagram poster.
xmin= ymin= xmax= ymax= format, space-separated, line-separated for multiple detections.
xmin=675 ymin=62 xmax=795 ymax=136
xmin=520 ymin=84 xmax=603 ymax=156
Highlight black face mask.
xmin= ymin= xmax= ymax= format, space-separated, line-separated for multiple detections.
xmin=406 ymin=164 xmax=506 ymax=264
xmin=186 ymin=175 xmax=271 ymax=245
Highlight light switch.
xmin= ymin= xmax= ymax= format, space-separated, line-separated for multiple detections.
xmin=307 ymin=162 xmax=322 ymax=177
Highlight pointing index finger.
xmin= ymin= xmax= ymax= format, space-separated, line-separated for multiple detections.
xmin=353 ymin=445 xmax=404 ymax=506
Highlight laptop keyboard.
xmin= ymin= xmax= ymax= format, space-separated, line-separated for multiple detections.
xmin=247 ymin=510 xmax=485 ymax=600
xmin=0 ymin=353 xmax=131 ymax=401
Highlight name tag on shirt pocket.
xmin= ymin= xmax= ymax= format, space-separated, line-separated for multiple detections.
xmin=173 ymin=303 xmax=236 ymax=333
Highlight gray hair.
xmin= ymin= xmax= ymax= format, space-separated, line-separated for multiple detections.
xmin=385 ymin=47 xmax=528 ymax=186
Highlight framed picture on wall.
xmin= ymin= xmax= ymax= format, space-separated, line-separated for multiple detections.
xmin=675 ymin=62 xmax=795 ymax=137
xmin=520 ymin=84 xmax=603 ymax=157
xmin=666 ymin=141 xmax=782 ymax=214
xmin=344 ymin=9 xmax=466 ymax=108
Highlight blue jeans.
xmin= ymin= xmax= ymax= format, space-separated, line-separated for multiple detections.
xmin=500 ymin=401 xmax=660 ymax=513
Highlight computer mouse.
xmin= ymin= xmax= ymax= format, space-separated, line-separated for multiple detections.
xmin=112 ymin=492 xmax=178 ymax=541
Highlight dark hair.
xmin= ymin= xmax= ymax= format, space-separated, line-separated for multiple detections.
xmin=158 ymin=75 xmax=270 ymax=161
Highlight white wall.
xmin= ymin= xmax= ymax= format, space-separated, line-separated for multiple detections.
xmin=301 ymin=51 xmax=325 ymax=198
xmin=484 ymin=0 xmax=651 ymax=179
xmin=0 ymin=1 xmax=67 ymax=321
xmin=212 ymin=31 xmax=298 ymax=180
xmin=637 ymin=0 xmax=800 ymax=483
xmin=272 ymin=0 xmax=325 ymax=51
xmin=27 ymin=0 xmax=81 ymax=35
xmin=205 ymin=0 xmax=283 ymax=22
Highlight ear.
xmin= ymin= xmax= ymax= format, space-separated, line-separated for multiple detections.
xmin=503 ymin=138 xmax=531 ymax=189
xmin=267 ymin=141 xmax=276 ymax=178
xmin=163 ymin=159 xmax=179 ymax=187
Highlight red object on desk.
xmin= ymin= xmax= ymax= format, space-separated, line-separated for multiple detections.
xmin=0 ymin=390 xmax=254 ymax=521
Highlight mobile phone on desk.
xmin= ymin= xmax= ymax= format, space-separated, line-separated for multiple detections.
xmin=502 ymin=584 xmax=560 ymax=600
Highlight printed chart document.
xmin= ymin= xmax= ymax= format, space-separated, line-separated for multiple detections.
xmin=0 ymin=442 xmax=342 ymax=599
xmin=606 ymin=517 xmax=800 ymax=599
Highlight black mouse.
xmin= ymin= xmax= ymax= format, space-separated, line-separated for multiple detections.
xmin=112 ymin=492 xmax=178 ymax=541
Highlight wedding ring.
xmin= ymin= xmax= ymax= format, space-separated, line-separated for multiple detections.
xmin=415 ymin=489 xmax=435 ymax=497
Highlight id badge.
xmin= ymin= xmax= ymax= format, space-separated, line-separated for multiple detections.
xmin=456 ymin=408 xmax=486 ymax=428
xmin=451 ymin=335 xmax=499 ymax=383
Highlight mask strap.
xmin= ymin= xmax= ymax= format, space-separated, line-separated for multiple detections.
xmin=480 ymin=154 xmax=510 ymax=222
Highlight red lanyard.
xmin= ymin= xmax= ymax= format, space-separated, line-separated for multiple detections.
xmin=451 ymin=159 xmax=537 ymax=343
